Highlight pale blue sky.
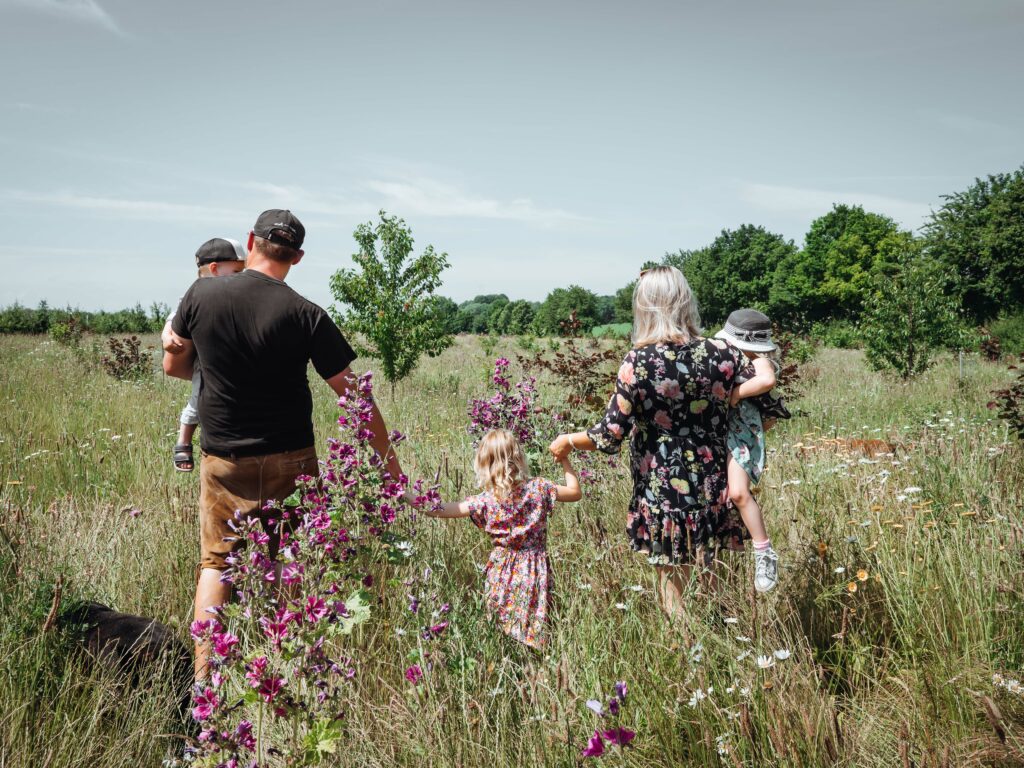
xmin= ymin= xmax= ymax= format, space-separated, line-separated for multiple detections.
xmin=1 ymin=0 xmax=1022 ymax=310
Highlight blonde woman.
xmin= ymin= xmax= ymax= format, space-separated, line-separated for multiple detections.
xmin=423 ymin=429 xmax=582 ymax=649
xmin=549 ymin=266 xmax=748 ymax=617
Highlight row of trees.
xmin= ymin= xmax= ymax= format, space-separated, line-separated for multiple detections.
xmin=432 ymin=286 xmax=631 ymax=337
xmin=328 ymin=166 xmax=1022 ymax=386
xmin=0 ymin=301 xmax=170 ymax=335
xmin=423 ymin=164 xmax=1023 ymax=338
xmin=650 ymin=166 xmax=1024 ymax=329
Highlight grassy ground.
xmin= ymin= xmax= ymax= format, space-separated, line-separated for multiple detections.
xmin=0 ymin=334 xmax=1022 ymax=767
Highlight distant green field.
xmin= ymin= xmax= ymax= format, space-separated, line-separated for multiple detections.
xmin=590 ymin=323 xmax=631 ymax=339
xmin=1 ymin=335 xmax=1022 ymax=767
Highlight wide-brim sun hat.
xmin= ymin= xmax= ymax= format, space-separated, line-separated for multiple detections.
xmin=714 ymin=308 xmax=778 ymax=353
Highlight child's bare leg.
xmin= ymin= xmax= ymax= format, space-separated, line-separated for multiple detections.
xmin=728 ymin=458 xmax=778 ymax=592
xmin=727 ymin=457 xmax=768 ymax=543
xmin=177 ymin=422 xmax=197 ymax=447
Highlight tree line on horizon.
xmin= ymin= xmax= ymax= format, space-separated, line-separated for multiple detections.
xmin=1 ymin=164 xmax=1021 ymax=341
xmin=430 ymin=164 xmax=1023 ymax=338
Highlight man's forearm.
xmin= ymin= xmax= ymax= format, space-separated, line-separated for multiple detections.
xmin=368 ymin=400 xmax=403 ymax=479
xmin=162 ymin=350 xmax=195 ymax=380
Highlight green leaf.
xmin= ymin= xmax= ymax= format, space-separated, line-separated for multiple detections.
xmin=338 ymin=588 xmax=372 ymax=635
xmin=303 ymin=717 xmax=344 ymax=760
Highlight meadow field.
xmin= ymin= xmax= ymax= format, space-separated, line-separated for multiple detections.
xmin=1 ymin=333 xmax=1023 ymax=767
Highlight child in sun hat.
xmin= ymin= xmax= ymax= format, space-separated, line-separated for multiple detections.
xmin=162 ymin=238 xmax=247 ymax=472
xmin=715 ymin=308 xmax=791 ymax=593
xmin=418 ymin=429 xmax=582 ymax=649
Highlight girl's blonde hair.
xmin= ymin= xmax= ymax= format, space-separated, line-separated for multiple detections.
xmin=474 ymin=429 xmax=530 ymax=501
xmin=632 ymin=266 xmax=703 ymax=347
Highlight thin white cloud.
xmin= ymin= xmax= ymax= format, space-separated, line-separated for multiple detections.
xmin=2 ymin=0 xmax=122 ymax=35
xmin=364 ymin=176 xmax=588 ymax=226
xmin=240 ymin=182 xmax=374 ymax=218
xmin=739 ymin=182 xmax=932 ymax=230
xmin=6 ymin=190 xmax=247 ymax=222
xmin=241 ymin=175 xmax=588 ymax=228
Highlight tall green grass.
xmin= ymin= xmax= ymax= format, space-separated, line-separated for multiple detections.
xmin=0 ymin=335 xmax=1022 ymax=766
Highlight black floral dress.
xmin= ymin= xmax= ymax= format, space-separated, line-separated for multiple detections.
xmin=587 ymin=338 xmax=749 ymax=566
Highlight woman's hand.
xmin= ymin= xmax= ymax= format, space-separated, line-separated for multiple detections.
xmin=549 ymin=434 xmax=573 ymax=461
xmin=729 ymin=387 xmax=742 ymax=407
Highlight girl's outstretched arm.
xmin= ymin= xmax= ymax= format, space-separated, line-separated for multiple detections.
xmin=427 ymin=500 xmax=473 ymax=519
xmin=730 ymin=356 xmax=776 ymax=406
xmin=554 ymin=456 xmax=582 ymax=502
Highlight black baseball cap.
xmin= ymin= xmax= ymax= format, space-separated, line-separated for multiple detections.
xmin=253 ymin=209 xmax=305 ymax=250
xmin=195 ymin=238 xmax=246 ymax=267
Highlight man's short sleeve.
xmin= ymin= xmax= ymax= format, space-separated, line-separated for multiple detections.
xmin=309 ymin=307 xmax=356 ymax=380
xmin=170 ymin=285 xmax=196 ymax=339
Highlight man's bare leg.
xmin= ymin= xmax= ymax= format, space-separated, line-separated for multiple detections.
xmin=194 ymin=567 xmax=231 ymax=680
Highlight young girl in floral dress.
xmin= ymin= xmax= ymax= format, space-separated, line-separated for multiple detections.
xmin=425 ymin=429 xmax=582 ymax=649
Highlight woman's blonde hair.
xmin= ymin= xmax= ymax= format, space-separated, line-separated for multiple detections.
xmin=474 ymin=429 xmax=530 ymax=501
xmin=632 ymin=265 xmax=703 ymax=347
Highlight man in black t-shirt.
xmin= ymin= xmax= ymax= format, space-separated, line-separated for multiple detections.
xmin=163 ymin=209 xmax=402 ymax=678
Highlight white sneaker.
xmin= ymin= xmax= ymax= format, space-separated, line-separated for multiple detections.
xmin=754 ymin=547 xmax=779 ymax=593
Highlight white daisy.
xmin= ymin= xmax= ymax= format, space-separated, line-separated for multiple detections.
xmin=756 ymin=655 xmax=775 ymax=669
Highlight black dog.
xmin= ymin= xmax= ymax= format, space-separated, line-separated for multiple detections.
xmin=59 ymin=601 xmax=194 ymax=733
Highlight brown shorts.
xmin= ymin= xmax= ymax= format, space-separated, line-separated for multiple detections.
xmin=198 ymin=446 xmax=318 ymax=571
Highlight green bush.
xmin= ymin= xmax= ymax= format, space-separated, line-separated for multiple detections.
xmin=862 ymin=249 xmax=964 ymax=379
xmin=48 ymin=317 xmax=84 ymax=348
xmin=989 ymin=313 xmax=1024 ymax=356
xmin=516 ymin=334 xmax=537 ymax=353
xmin=787 ymin=335 xmax=817 ymax=364
xmin=480 ymin=332 xmax=499 ymax=357
xmin=810 ymin=320 xmax=862 ymax=349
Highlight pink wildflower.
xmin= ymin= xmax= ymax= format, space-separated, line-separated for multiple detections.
xmin=211 ymin=631 xmax=239 ymax=658
xmin=602 ymin=727 xmax=636 ymax=746
xmin=258 ymin=675 xmax=284 ymax=703
xmin=582 ymin=730 xmax=605 ymax=757
xmin=191 ymin=687 xmax=219 ymax=721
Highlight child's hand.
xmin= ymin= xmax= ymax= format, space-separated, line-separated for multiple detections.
xmin=549 ymin=435 xmax=573 ymax=461
xmin=162 ymin=328 xmax=186 ymax=354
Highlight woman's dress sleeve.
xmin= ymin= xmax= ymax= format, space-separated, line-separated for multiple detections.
xmin=587 ymin=350 xmax=640 ymax=455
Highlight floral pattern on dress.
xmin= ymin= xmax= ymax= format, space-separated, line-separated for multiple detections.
xmin=587 ymin=338 xmax=749 ymax=566
xmin=728 ymin=399 xmax=765 ymax=484
xmin=728 ymin=361 xmax=790 ymax=484
xmin=466 ymin=476 xmax=557 ymax=649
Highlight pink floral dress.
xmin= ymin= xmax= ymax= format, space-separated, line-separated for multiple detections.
xmin=466 ymin=477 xmax=556 ymax=649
